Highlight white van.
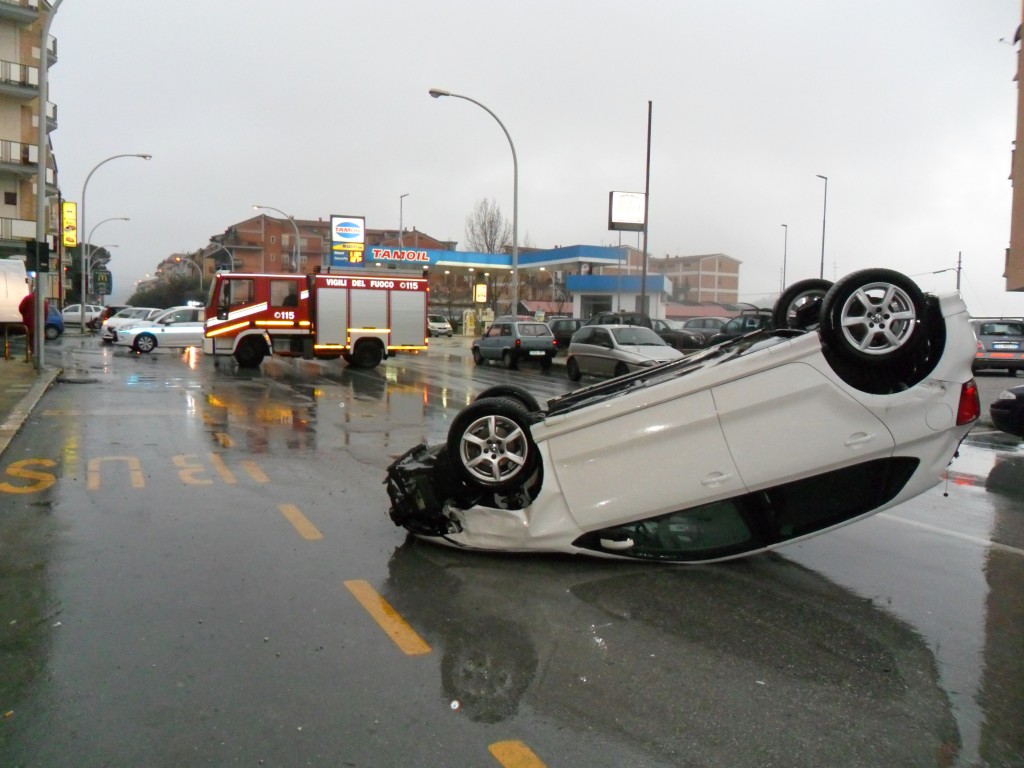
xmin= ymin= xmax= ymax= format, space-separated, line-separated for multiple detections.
xmin=0 ymin=258 xmax=29 ymax=323
xmin=427 ymin=314 xmax=453 ymax=337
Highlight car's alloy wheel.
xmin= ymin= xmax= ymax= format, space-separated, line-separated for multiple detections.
xmin=819 ymin=269 xmax=925 ymax=365
xmin=446 ymin=398 xmax=538 ymax=492
xmin=772 ymin=278 xmax=833 ymax=331
xmin=44 ymin=325 xmax=60 ymax=340
xmin=133 ymin=333 xmax=157 ymax=353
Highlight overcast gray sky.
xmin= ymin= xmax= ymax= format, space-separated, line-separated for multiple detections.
xmin=51 ymin=0 xmax=1023 ymax=314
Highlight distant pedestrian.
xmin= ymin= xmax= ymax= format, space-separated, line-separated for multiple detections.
xmin=18 ymin=291 xmax=48 ymax=355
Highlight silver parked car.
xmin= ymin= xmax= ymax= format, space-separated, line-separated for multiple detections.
xmin=566 ymin=324 xmax=685 ymax=380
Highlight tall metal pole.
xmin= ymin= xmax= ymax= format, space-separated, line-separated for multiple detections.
xmin=429 ymin=88 xmax=518 ymax=315
xmin=399 ymin=193 xmax=409 ymax=250
xmin=781 ymin=223 xmax=788 ymax=291
xmin=639 ymin=101 xmax=653 ymax=315
xmin=32 ymin=0 xmax=62 ymax=368
xmin=253 ymin=205 xmax=300 ymax=271
xmin=79 ymin=154 xmax=151 ymax=332
xmin=816 ymin=175 xmax=828 ymax=279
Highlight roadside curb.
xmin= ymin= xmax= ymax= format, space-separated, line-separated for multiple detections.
xmin=0 ymin=366 xmax=61 ymax=459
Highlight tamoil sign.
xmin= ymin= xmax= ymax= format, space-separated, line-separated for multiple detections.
xmin=330 ymin=215 xmax=365 ymax=268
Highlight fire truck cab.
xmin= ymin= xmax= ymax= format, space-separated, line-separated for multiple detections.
xmin=204 ymin=271 xmax=429 ymax=369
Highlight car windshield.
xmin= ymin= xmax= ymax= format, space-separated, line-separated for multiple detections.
xmin=979 ymin=322 xmax=1023 ymax=336
xmin=518 ymin=323 xmax=553 ymax=337
xmin=611 ymin=326 xmax=665 ymax=345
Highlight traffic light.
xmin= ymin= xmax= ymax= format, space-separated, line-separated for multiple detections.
xmin=25 ymin=240 xmax=50 ymax=272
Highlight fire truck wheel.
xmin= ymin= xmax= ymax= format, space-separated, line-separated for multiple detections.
xmin=234 ymin=338 xmax=266 ymax=368
xmin=351 ymin=340 xmax=384 ymax=368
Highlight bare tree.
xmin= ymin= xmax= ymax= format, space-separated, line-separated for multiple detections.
xmin=465 ymin=198 xmax=511 ymax=253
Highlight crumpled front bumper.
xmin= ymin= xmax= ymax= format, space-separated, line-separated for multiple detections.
xmin=385 ymin=443 xmax=464 ymax=536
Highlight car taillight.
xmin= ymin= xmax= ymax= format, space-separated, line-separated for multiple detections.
xmin=956 ymin=379 xmax=980 ymax=425
xmin=515 ymin=339 xmax=521 ymax=349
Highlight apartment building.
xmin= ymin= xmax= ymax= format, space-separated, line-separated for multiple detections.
xmin=602 ymin=247 xmax=741 ymax=305
xmin=0 ymin=0 xmax=58 ymax=298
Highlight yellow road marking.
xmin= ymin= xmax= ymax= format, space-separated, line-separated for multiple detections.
xmin=488 ymin=740 xmax=548 ymax=768
xmin=240 ymin=460 xmax=269 ymax=483
xmin=343 ymin=579 xmax=431 ymax=656
xmin=278 ymin=504 xmax=323 ymax=540
xmin=214 ymin=432 xmax=234 ymax=447
xmin=208 ymin=453 xmax=237 ymax=484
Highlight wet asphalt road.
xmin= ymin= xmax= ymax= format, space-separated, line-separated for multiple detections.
xmin=0 ymin=336 xmax=1022 ymax=767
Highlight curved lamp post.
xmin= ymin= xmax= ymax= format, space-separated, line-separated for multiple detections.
xmin=253 ymin=204 xmax=301 ymax=271
xmin=208 ymin=241 xmax=237 ymax=271
xmin=429 ymin=88 xmax=518 ymax=315
xmin=82 ymin=217 xmax=129 ymax=327
xmin=399 ymin=193 xmax=409 ymax=250
xmin=80 ymin=153 xmax=151 ymax=331
xmin=174 ymin=255 xmax=203 ymax=292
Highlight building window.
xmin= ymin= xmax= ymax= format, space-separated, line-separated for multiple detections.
xmin=270 ymin=235 xmax=276 ymax=245
xmin=3 ymin=192 xmax=16 ymax=206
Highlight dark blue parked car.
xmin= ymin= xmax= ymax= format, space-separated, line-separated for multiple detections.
xmin=45 ymin=302 xmax=64 ymax=340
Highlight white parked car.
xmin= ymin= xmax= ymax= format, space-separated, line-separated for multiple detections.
xmin=112 ymin=305 xmax=206 ymax=353
xmin=100 ymin=307 xmax=163 ymax=343
xmin=61 ymin=304 xmax=103 ymax=327
xmin=427 ymin=314 xmax=453 ymax=337
xmin=385 ymin=270 xmax=981 ymax=563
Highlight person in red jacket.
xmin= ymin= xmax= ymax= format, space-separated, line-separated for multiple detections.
xmin=18 ymin=290 xmax=48 ymax=356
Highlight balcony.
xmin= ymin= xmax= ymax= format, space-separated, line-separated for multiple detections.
xmin=0 ymin=0 xmax=39 ymax=25
xmin=0 ymin=59 xmax=38 ymax=100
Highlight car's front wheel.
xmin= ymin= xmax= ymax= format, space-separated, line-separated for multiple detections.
xmin=133 ymin=333 xmax=157 ymax=353
xmin=773 ymin=278 xmax=833 ymax=331
xmin=819 ymin=269 xmax=925 ymax=366
xmin=446 ymin=398 xmax=538 ymax=493
xmin=472 ymin=347 xmax=484 ymax=365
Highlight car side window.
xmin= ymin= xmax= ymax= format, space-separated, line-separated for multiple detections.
xmin=500 ymin=324 xmax=512 ymax=337
xmin=594 ymin=328 xmax=613 ymax=348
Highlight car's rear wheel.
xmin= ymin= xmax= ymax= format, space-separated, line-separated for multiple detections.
xmin=540 ymin=354 xmax=553 ymax=370
xmin=472 ymin=347 xmax=484 ymax=365
xmin=819 ymin=269 xmax=925 ymax=366
xmin=474 ymin=385 xmax=543 ymax=413
xmin=44 ymin=325 xmax=60 ymax=340
xmin=773 ymin=278 xmax=833 ymax=331
xmin=133 ymin=333 xmax=157 ymax=353
xmin=566 ymin=357 xmax=582 ymax=382
xmin=502 ymin=351 xmax=518 ymax=370
xmin=447 ymin=398 xmax=538 ymax=492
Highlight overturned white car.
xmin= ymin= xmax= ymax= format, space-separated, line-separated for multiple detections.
xmin=385 ymin=269 xmax=980 ymax=563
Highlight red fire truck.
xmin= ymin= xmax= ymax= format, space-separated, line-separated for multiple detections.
xmin=203 ymin=271 xmax=429 ymax=368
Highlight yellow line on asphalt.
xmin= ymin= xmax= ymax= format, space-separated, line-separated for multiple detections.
xmin=278 ymin=504 xmax=323 ymax=540
xmin=343 ymin=579 xmax=431 ymax=656
xmin=488 ymin=740 xmax=548 ymax=768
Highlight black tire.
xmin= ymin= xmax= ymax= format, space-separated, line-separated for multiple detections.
xmin=614 ymin=362 xmax=630 ymax=377
xmin=819 ymin=269 xmax=925 ymax=366
xmin=566 ymin=357 xmax=582 ymax=382
xmin=540 ymin=354 xmax=553 ymax=370
xmin=351 ymin=340 xmax=384 ymax=368
xmin=475 ymin=385 xmax=543 ymax=413
xmin=472 ymin=347 xmax=484 ymax=365
xmin=502 ymin=351 xmax=518 ymax=370
xmin=133 ymin=333 xmax=157 ymax=353
xmin=773 ymin=278 xmax=833 ymax=331
xmin=44 ymin=325 xmax=60 ymax=341
xmin=446 ymin=398 xmax=538 ymax=492
xmin=234 ymin=337 xmax=266 ymax=368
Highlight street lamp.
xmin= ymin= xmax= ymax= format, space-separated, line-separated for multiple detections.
xmin=208 ymin=241 xmax=237 ymax=271
xmin=816 ymin=175 xmax=828 ymax=279
xmin=174 ymin=255 xmax=203 ymax=292
xmin=80 ymin=153 xmax=151 ymax=331
xmin=429 ymin=87 xmax=519 ymax=315
xmin=253 ymin=204 xmax=301 ymax=271
xmin=781 ymin=224 xmax=788 ymax=291
xmin=399 ymin=193 xmax=409 ymax=250
xmin=83 ymin=217 xmax=129 ymax=323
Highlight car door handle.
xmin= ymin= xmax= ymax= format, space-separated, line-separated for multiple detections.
xmin=844 ymin=432 xmax=877 ymax=448
xmin=700 ymin=471 xmax=733 ymax=487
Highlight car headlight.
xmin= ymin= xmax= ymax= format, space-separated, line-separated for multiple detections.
xmin=997 ymin=390 xmax=1019 ymax=400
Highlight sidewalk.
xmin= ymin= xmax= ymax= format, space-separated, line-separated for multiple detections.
xmin=0 ymin=345 xmax=61 ymax=459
